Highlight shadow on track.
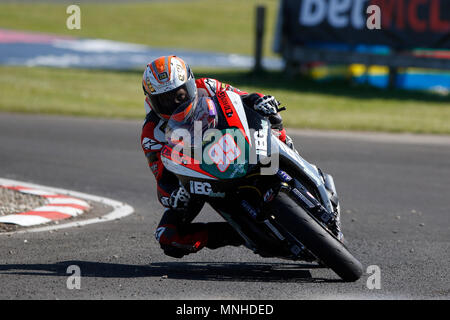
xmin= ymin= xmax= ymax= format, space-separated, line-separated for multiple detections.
xmin=0 ymin=261 xmax=342 ymax=283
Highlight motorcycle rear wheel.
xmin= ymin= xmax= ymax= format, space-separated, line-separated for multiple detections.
xmin=270 ymin=192 xmax=363 ymax=282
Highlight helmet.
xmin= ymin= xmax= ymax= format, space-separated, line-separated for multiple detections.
xmin=142 ymin=55 xmax=197 ymax=120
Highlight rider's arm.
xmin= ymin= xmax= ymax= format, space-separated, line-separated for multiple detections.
xmin=196 ymin=77 xmax=290 ymax=145
xmin=141 ymin=116 xmax=179 ymax=208
xmin=196 ymin=78 xmax=249 ymax=97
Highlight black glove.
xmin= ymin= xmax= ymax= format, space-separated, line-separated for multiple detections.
xmin=169 ymin=186 xmax=190 ymax=210
xmin=253 ymin=95 xmax=281 ymax=116
xmin=268 ymin=113 xmax=283 ymax=130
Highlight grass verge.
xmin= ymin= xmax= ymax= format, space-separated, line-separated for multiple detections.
xmin=1 ymin=66 xmax=449 ymax=134
xmin=0 ymin=0 xmax=279 ymax=58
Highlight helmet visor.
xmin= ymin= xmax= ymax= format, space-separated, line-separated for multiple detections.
xmin=148 ymin=78 xmax=196 ymax=119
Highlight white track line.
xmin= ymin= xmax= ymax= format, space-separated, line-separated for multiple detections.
xmin=0 ymin=178 xmax=134 ymax=235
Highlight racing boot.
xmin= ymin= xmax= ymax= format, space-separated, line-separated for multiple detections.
xmin=205 ymin=222 xmax=245 ymax=249
xmin=157 ymin=221 xmax=244 ymax=258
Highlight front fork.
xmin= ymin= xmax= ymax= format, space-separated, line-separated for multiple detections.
xmin=276 ymin=169 xmax=344 ymax=241
xmin=213 ymin=169 xmax=342 ymax=260
xmin=239 ymin=168 xmax=344 ymax=257
xmin=211 ymin=194 xmax=313 ymax=260
xmin=239 ymin=191 xmax=318 ymax=261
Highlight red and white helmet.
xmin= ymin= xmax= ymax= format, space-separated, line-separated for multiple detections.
xmin=142 ymin=55 xmax=197 ymax=120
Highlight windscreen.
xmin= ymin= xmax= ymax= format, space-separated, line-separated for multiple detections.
xmin=165 ymin=97 xmax=218 ymax=150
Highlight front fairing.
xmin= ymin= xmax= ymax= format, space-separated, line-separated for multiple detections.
xmin=271 ymin=135 xmax=334 ymax=213
xmin=162 ymin=92 xmax=335 ymax=211
xmin=162 ymin=92 xmax=271 ymax=183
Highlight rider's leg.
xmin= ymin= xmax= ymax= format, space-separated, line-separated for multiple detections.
xmin=155 ymin=206 xmax=244 ymax=258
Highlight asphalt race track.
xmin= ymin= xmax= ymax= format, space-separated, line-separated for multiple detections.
xmin=0 ymin=112 xmax=449 ymax=299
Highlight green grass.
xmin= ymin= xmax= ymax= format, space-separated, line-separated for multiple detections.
xmin=0 ymin=0 xmax=279 ymax=57
xmin=1 ymin=66 xmax=449 ymax=134
xmin=0 ymin=67 xmax=142 ymax=119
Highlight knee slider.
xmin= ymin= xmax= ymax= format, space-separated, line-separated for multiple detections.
xmin=160 ymin=244 xmax=186 ymax=258
xmin=155 ymin=225 xmax=177 ymax=246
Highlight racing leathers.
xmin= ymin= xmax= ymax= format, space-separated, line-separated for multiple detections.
xmin=141 ymin=78 xmax=296 ymax=258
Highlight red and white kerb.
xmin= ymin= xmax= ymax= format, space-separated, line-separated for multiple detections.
xmin=0 ymin=185 xmax=90 ymax=227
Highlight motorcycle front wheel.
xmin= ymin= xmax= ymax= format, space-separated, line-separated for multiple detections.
xmin=270 ymin=191 xmax=363 ymax=282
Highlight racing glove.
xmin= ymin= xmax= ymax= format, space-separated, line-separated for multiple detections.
xmin=169 ymin=186 xmax=190 ymax=210
xmin=242 ymin=94 xmax=285 ymax=129
xmin=253 ymin=95 xmax=281 ymax=116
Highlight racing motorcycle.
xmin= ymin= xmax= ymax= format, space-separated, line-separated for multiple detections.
xmin=160 ymin=91 xmax=363 ymax=282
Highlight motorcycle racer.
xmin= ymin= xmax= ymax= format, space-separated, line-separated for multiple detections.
xmin=141 ymin=55 xmax=298 ymax=258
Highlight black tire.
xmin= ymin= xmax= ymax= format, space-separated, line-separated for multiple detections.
xmin=270 ymin=192 xmax=363 ymax=282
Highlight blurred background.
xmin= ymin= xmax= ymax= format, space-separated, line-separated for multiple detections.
xmin=0 ymin=0 xmax=449 ymax=134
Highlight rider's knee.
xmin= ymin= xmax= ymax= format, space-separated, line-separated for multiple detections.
xmin=155 ymin=225 xmax=185 ymax=258
xmin=154 ymin=223 xmax=208 ymax=258
xmin=155 ymin=224 xmax=176 ymax=246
